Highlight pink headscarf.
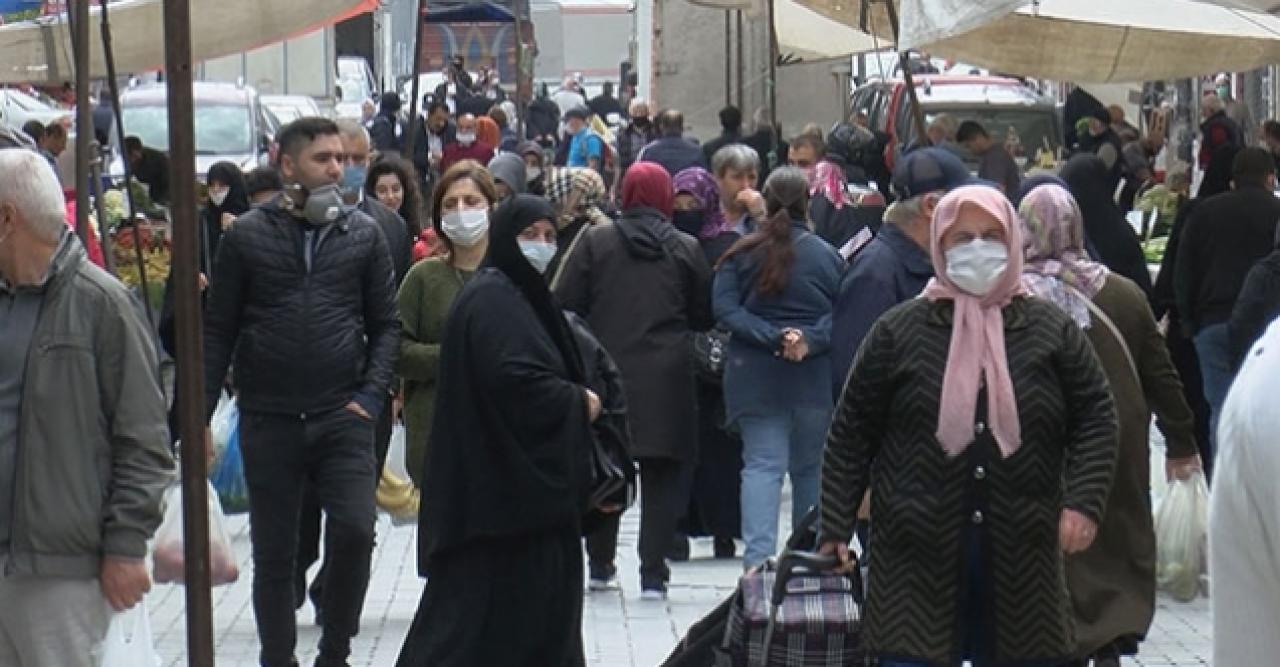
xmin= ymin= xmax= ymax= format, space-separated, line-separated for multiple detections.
xmin=922 ymin=185 xmax=1028 ymax=459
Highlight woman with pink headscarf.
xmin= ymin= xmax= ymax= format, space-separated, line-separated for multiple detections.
xmin=819 ymin=185 xmax=1119 ymax=666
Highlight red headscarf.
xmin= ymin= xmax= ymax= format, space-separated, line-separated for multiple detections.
xmin=622 ymin=161 xmax=674 ymax=218
xmin=475 ymin=116 xmax=501 ymax=149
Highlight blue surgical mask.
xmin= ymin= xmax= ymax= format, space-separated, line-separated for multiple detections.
xmin=518 ymin=239 xmax=557 ymax=275
xmin=342 ymin=164 xmax=367 ymax=195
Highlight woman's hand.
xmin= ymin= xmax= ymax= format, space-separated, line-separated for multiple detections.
xmin=584 ymin=389 xmax=602 ymax=423
xmin=1165 ymin=455 xmax=1202 ymax=481
xmin=781 ymin=329 xmax=809 ymax=362
xmin=817 ymin=540 xmax=856 ymax=574
xmin=1059 ymin=509 xmax=1098 ymax=554
xmin=220 ymin=212 xmax=237 ymax=230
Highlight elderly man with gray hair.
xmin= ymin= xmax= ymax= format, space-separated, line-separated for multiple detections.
xmin=829 ymin=146 xmax=971 ymax=399
xmin=0 ymin=148 xmax=173 ymax=666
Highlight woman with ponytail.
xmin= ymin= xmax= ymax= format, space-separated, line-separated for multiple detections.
xmin=713 ymin=166 xmax=845 ymax=569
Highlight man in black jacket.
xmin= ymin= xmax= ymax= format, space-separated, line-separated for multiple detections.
xmin=290 ymin=119 xmax=412 ymax=628
xmin=638 ymin=109 xmax=707 ymax=178
xmin=702 ymin=106 xmax=745 ymax=165
xmin=1175 ymin=147 xmax=1280 ymax=453
xmin=203 ymin=117 xmax=399 ymax=667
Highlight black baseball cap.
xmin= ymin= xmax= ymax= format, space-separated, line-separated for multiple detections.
xmin=890 ymin=147 xmax=972 ymax=201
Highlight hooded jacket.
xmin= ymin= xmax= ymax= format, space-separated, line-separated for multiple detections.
xmin=554 ymin=208 xmax=714 ymax=460
xmin=1228 ymin=227 xmax=1280 ymax=367
xmin=488 ymin=153 xmax=528 ymax=198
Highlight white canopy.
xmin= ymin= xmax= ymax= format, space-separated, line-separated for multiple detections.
xmin=891 ymin=0 xmax=1280 ymax=82
xmin=776 ymin=0 xmax=880 ymax=62
xmin=683 ymin=0 xmax=881 ymax=62
xmin=0 ymin=0 xmax=375 ymax=84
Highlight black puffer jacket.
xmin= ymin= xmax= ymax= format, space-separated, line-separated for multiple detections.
xmin=203 ymin=200 xmax=400 ymax=420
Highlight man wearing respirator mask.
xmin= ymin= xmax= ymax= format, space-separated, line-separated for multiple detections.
xmin=202 ymin=117 xmax=400 ymax=667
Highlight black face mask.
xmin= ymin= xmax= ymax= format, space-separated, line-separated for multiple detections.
xmin=632 ymin=117 xmax=651 ymax=129
xmin=672 ymin=210 xmax=705 ymax=237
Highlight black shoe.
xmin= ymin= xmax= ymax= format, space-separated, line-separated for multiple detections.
xmin=713 ymin=537 xmax=737 ymax=559
xmin=666 ymin=535 xmax=690 ymax=562
xmin=313 ymin=656 xmax=350 ymax=667
xmin=640 ymin=579 xmax=668 ymax=601
xmin=588 ymin=563 xmax=619 ymax=591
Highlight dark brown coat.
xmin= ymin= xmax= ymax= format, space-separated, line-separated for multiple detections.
xmin=1066 ymin=275 xmax=1198 ymax=658
xmin=822 ymin=296 xmax=1118 ymax=665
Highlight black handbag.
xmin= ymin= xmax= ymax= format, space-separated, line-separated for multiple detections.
xmin=693 ymin=328 xmax=732 ymax=385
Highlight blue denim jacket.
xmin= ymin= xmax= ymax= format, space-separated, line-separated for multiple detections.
xmin=713 ymin=221 xmax=843 ymax=422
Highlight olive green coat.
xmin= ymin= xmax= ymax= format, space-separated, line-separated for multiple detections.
xmin=397 ymin=258 xmax=471 ymax=487
xmin=1066 ymin=275 xmax=1198 ymax=658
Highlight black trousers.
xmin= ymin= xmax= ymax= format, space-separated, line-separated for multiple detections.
xmin=396 ymin=529 xmax=585 ymax=667
xmin=1165 ymin=324 xmax=1214 ymax=479
xmin=585 ymin=512 xmax=622 ymax=577
xmin=240 ymin=407 xmax=377 ymax=666
xmin=682 ymin=385 xmax=742 ymax=539
xmin=296 ymin=402 xmax=395 ymax=609
xmin=637 ymin=457 xmax=693 ymax=585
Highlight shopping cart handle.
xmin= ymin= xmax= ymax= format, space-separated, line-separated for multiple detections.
xmin=770 ymin=551 xmax=842 ymax=607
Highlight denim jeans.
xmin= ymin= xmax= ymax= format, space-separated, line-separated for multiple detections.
xmin=1194 ymin=323 xmax=1233 ymax=456
xmin=737 ymin=407 xmax=830 ymax=568
xmin=240 ymin=407 xmax=378 ymax=666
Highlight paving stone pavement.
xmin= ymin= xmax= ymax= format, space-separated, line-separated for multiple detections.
xmin=148 ymin=504 xmax=1212 ymax=666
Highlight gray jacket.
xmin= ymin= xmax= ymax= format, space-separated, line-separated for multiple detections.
xmin=7 ymin=235 xmax=173 ymax=578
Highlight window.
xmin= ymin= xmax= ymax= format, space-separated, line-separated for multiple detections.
xmin=122 ymin=103 xmax=253 ymax=155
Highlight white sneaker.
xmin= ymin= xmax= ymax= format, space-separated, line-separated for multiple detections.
xmin=640 ymin=586 xmax=668 ymax=601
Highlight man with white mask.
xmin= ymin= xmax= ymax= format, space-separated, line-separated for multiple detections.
xmin=441 ymin=113 xmax=495 ymax=172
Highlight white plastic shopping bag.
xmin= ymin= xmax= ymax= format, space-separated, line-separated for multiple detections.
xmin=152 ymin=481 xmax=241 ymax=586
xmin=209 ymin=392 xmax=238 ymax=456
xmin=97 ymin=604 xmax=161 ymax=667
xmin=1154 ymin=470 xmax=1209 ymax=602
xmin=375 ymin=421 xmax=419 ymax=525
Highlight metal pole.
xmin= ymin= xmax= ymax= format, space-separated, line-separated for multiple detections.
xmin=514 ymin=2 xmax=528 ymax=141
xmin=735 ymin=10 xmax=743 ymax=109
xmin=71 ymin=0 xmax=90 ymax=248
xmin=724 ymin=11 xmax=731 ymax=107
xmin=403 ymin=0 xmax=428 ymax=165
xmin=101 ymin=0 xmax=155 ymax=330
xmin=883 ymin=0 xmax=930 ymax=146
xmin=766 ymin=0 xmax=778 ymax=132
xmin=160 ymin=0 xmax=215 ymax=662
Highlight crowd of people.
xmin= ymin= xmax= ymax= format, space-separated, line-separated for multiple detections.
xmin=4 ymin=61 xmax=1280 ymax=667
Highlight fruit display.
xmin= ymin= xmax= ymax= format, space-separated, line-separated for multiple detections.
xmin=113 ymin=223 xmax=171 ymax=313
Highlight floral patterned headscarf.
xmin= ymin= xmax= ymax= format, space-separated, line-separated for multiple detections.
xmin=1018 ymin=184 xmax=1109 ymax=329
xmin=672 ymin=167 xmax=729 ymax=239
xmin=809 ymin=160 xmax=852 ymax=209
xmin=546 ymin=167 xmax=611 ymax=228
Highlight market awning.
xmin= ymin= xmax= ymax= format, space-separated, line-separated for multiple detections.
xmin=682 ymin=0 xmax=881 ymax=63
xmin=0 ymin=0 xmax=377 ymax=84
xmin=422 ymin=0 xmax=529 ymax=23
xmin=886 ymin=0 xmax=1280 ymax=82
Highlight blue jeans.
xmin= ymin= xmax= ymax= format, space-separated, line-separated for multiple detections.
xmin=1194 ymin=323 xmax=1233 ymax=455
xmin=737 ymin=407 xmax=830 ymax=568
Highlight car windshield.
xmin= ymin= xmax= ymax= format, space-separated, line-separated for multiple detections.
xmin=267 ymin=105 xmax=302 ymax=122
xmin=926 ymin=107 xmax=1059 ymax=161
xmin=121 ymin=103 xmax=252 ymax=154
xmin=4 ymin=89 xmax=54 ymax=112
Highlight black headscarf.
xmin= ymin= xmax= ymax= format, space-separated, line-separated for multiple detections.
xmin=1061 ymin=153 xmax=1153 ymax=294
xmin=486 ymin=194 xmax=584 ymax=382
xmin=200 ymin=161 xmax=249 ymax=274
xmin=1199 ymin=144 xmax=1242 ymax=200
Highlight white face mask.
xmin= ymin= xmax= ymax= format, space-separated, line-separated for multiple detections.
xmin=441 ymin=207 xmax=490 ymax=247
xmin=944 ymin=238 xmax=1009 ymax=297
xmin=518 ymin=239 xmax=557 ymax=275
xmin=526 ymin=166 xmax=542 ymax=182
xmin=208 ymin=188 xmax=229 ymax=207
xmin=456 ymin=132 xmax=476 ymax=146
